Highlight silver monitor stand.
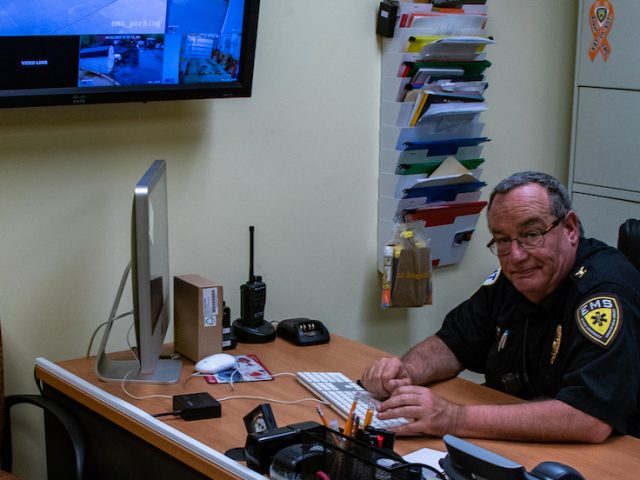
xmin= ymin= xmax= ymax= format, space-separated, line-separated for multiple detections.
xmin=95 ymin=263 xmax=182 ymax=384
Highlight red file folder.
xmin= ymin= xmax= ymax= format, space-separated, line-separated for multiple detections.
xmin=405 ymin=201 xmax=487 ymax=227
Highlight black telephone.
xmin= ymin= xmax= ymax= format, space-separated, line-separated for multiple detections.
xmin=276 ymin=318 xmax=330 ymax=346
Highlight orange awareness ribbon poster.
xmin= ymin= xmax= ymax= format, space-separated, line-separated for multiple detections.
xmin=588 ymin=0 xmax=615 ymax=62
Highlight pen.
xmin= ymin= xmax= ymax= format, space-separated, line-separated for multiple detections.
xmin=498 ymin=328 xmax=509 ymax=351
xmin=352 ymin=415 xmax=360 ymax=437
xmin=381 ymin=245 xmax=394 ymax=308
xmin=315 ymin=405 xmax=329 ymax=428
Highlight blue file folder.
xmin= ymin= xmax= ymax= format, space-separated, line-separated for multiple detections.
xmin=402 ymin=136 xmax=489 ymax=154
xmin=401 ymin=180 xmax=486 ymax=200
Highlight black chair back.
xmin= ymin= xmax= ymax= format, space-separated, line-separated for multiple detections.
xmin=618 ymin=219 xmax=640 ymax=271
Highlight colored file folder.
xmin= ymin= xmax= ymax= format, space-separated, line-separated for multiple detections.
xmin=405 ymin=35 xmax=495 ymax=57
xmin=402 ymin=136 xmax=489 ymax=153
xmin=409 ymin=13 xmax=487 ymax=34
xmin=405 ymin=201 xmax=488 ymax=226
xmin=381 ymin=155 xmax=483 ymax=197
xmin=396 ymin=156 xmax=487 ymax=200
xmin=380 ymin=148 xmax=486 ymax=176
xmin=397 ymin=158 xmax=484 ymax=175
xmin=379 ymin=191 xmax=484 ymax=221
xmin=381 ymin=122 xmax=485 ymax=150
xmin=408 ymin=90 xmax=485 ymax=127
xmin=402 ymin=180 xmax=485 ymax=200
xmin=399 ymin=59 xmax=491 ymax=79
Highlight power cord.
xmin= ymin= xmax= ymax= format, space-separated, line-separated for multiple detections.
xmin=152 ymin=410 xmax=181 ymax=418
xmin=85 ymin=310 xmax=133 ymax=357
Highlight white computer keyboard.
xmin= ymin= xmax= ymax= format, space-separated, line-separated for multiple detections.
xmin=296 ymin=371 xmax=409 ymax=430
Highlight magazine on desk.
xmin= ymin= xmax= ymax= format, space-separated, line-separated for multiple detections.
xmin=203 ymin=354 xmax=273 ymax=384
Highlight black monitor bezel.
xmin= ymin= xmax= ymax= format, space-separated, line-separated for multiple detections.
xmin=0 ymin=0 xmax=260 ymax=109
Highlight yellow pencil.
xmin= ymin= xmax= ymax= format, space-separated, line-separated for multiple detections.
xmin=315 ymin=405 xmax=329 ymax=428
xmin=343 ymin=395 xmax=359 ymax=435
xmin=363 ymin=402 xmax=374 ymax=429
xmin=345 ymin=411 xmax=357 ymax=437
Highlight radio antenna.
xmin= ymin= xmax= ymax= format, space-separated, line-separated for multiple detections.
xmin=249 ymin=226 xmax=255 ymax=282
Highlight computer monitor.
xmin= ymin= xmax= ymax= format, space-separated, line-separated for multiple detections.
xmin=0 ymin=0 xmax=261 ymax=108
xmin=95 ymin=159 xmax=182 ymax=384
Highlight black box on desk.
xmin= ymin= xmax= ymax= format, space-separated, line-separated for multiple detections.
xmin=174 ymin=274 xmax=223 ymax=362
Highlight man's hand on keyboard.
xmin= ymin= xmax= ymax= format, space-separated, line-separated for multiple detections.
xmin=376 ymin=384 xmax=462 ymax=437
xmin=360 ymin=356 xmax=412 ymax=400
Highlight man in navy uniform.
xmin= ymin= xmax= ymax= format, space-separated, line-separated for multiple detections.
xmin=362 ymin=171 xmax=640 ymax=442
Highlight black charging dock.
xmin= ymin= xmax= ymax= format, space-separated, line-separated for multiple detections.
xmin=232 ymin=320 xmax=276 ymax=343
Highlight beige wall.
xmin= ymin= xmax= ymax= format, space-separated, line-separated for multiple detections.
xmin=0 ymin=1 xmax=577 ymax=477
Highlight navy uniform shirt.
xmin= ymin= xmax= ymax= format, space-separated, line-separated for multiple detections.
xmin=436 ymin=238 xmax=640 ymax=436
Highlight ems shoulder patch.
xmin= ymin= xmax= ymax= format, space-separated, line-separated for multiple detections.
xmin=576 ymin=294 xmax=622 ymax=348
xmin=482 ymin=268 xmax=501 ymax=286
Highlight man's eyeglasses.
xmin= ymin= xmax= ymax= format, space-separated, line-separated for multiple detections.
xmin=487 ymin=216 xmax=565 ymax=256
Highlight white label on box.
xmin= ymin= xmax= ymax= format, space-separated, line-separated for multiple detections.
xmin=202 ymin=287 xmax=219 ymax=327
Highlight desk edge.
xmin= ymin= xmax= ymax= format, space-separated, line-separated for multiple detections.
xmin=35 ymin=357 xmax=264 ymax=480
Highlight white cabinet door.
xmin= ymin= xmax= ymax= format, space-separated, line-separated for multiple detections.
xmin=577 ymin=0 xmax=640 ymax=89
xmin=573 ymin=87 xmax=640 ymax=195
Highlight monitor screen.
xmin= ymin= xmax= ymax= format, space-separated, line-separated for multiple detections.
xmin=0 ymin=0 xmax=260 ymax=108
xmin=96 ymin=159 xmax=181 ymax=384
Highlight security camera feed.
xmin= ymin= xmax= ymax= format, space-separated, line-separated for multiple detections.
xmin=0 ymin=0 xmax=245 ymax=90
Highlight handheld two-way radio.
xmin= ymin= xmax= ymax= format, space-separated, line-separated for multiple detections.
xmin=241 ymin=226 xmax=266 ymax=325
xmin=232 ymin=226 xmax=276 ymax=343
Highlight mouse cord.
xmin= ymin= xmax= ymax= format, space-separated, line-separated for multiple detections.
xmin=121 ymin=371 xmax=328 ymax=406
xmin=216 ymin=394 xmax=329 ymax=406
xmin=217 ymin=372 xmax=328 ymax=405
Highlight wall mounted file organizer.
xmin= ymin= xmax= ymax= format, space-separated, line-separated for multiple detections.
xmin=377 ymin=1 xmax=491 ymax=272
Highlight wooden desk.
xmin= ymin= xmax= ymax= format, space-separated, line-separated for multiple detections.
xmin=36 ymin=336 xmax=640 ymax=479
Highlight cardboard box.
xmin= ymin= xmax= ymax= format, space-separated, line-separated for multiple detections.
xmin=174 ymin=274 xmax=223 ymax=362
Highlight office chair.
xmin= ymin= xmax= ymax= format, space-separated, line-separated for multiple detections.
xmin=0 ymin=324 xmax=86 ymax=480
xmin=618 ymin=218 xmax=640 ymax=271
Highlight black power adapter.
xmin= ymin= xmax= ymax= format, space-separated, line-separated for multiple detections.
xmin=173 ymin=393 xmax=221 ymax=421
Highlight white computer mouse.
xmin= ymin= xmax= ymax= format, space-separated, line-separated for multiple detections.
xmin=194 ymin=353 xmax=237 ymax=374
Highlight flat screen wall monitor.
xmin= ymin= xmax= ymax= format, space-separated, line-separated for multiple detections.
xmin=96 ymin=159 xmax=181 ymax=384
xmin=0 ymin=0 xmax=260 ymax=108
